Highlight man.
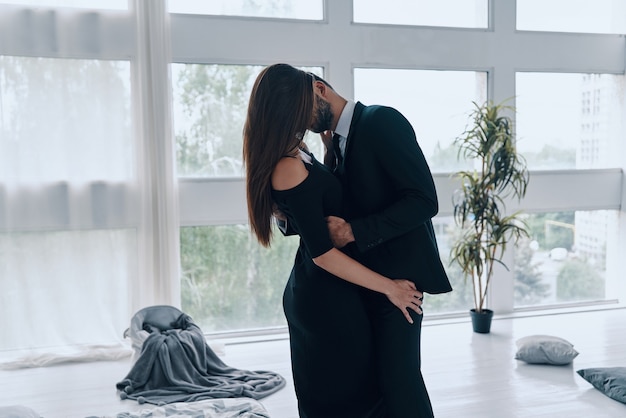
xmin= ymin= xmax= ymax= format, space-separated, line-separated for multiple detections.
xmin=309 ymin=73 xmax=453 ymax=417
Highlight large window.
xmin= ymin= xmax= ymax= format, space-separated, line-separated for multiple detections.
xmin=427 ymin=216 xmax=473 ymax=313
xmin=0 ymin=229 xmax=135 ymax=350
xmin=517 ymin=0 xmax=626 ymax=34
xmin=172 ymin=64 xmax=323 ymax=178
xmin=180 ymin=225 xmax=296 ymax=332
xmin=172 ymin=64 xmax=260 ymax=178
xmin=0 ymin=0 xmax=127 ymax=9
xmin=353 ymin=0 xmax=488 ymax=28
xmin=173 ymin=64 xmax=324 ymax=333
xmin=516 ymin=72 xmax=625 ymax=170
xmin=168 ymin=0 xmax=323 ymax=20
xmin=354 ymin=68 xmax=487 ymax=173
xmin=0 ymin=56 xmax=135 ymax=351
xmin=514 ymin=210 xmax=616 ymax=308
xmin=352 ymin=68 xmax=487 ymax=313
xmin=0 ymin=57 xmax=132 ymax=183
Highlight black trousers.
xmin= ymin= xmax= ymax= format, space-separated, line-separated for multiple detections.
xmin=363 ymin=289 xmax=435 ymax=418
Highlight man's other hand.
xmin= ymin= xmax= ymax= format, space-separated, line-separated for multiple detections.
xmin=326 ymin=215 xmax=355 ymax=248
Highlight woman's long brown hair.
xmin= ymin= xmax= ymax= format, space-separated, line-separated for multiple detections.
xmin=243 ymin=64 xmax=314 ymax=247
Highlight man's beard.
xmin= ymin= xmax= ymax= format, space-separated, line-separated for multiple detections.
xmin=309 ymin=97 xmax=333 ymax=133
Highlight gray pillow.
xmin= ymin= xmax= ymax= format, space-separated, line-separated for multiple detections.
xmin=514 ymin=335 xmax=579 ymax=365
xmin=577 ymin=367 xmax=626 ymax=404
xmin=0 ymin=405 xmax=41 ymax=418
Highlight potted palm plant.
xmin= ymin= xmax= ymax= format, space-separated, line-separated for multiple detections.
xmin=450 ymin=100 xmax=530 ymax=333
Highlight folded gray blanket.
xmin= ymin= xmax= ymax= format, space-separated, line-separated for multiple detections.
xmin=116 ymin=307 xmax=286 ymax=406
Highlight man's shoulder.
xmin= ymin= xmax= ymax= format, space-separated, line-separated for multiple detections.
xmin=359 ymin=103 xmax=403 ymax=122
xmin=350 ymin=104 xmax=397 ymax=146
xmin=353 ymin=103 xmax=416 ymax=142
xmin=354 ymin=104 xmax=408 ymax=135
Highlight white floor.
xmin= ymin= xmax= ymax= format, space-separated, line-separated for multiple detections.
xmin=1 ymin=308 xmax=625 ymax=418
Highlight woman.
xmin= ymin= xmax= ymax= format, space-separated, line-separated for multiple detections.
xmin=243 ymin=63 xmax=424 ymax=418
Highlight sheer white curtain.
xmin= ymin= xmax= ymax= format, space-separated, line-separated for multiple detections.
xmin=132 ymin=0 xmax=180 ymax=310
xmin=0 ymin=1 xmax=180 ymax=365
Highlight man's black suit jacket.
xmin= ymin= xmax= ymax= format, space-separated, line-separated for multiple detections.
xmin=338 ymin=102 xmax=452 ymax=294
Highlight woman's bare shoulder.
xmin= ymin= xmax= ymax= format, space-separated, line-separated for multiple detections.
xmin=272 ymin=156 xmax=309 ymax=191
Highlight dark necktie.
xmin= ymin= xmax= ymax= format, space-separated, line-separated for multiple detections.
xmin=332 ymin=133 xmax=343 ymax=165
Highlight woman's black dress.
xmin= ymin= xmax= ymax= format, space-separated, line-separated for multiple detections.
xmin=272 ymin=151 xmax=385 ymax=418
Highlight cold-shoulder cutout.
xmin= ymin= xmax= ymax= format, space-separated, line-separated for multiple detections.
xmin=272 ymin=156 xmax=310 ymax=191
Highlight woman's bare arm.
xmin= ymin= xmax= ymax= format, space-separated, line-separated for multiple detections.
xmin=313 ymin=248 xmax=423 ymax=324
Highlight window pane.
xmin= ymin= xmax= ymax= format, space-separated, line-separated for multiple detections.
xmin=172 ymin=64 xmax=323 ymax=177
xmin=354 ymin=68 xmax=487 ymax=173
xmin=0 ymin=57 xmax=132 ymax=183
xmin=180 ymin=224 xmax=299 ymax=332
xmin=168 ymin=0 xmax=323 ymax=20
xmin=517 ymin=0 xmax=626 ymax=34
xmin=180 ymin=219 xmax=475 ymax=331
xmin=427 ymin=216 xmax=474 ymax=313
xmin=354 ymin=0 xmax=488 ymax=28
xmin=0 ymin=0 xmax=127 ymax=9
xmin=0 ymin=229 xmax=135 ymax=351
xmin=514 ymin=211 xmax=615 ymax=308
xmin=516 ymin=72 xmax=625 ymax=170
xmin=0 ymin=56 xmax=136 ymax=353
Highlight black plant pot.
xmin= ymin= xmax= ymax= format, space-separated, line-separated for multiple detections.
xmin=469 ymin=309 xmax=494 ymax=334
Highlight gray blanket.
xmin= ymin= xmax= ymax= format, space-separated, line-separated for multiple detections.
xmin=91 ymin=398 xmax=271 ymax=418
xmin=116 ymin=308 xmax=286 ymax=406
